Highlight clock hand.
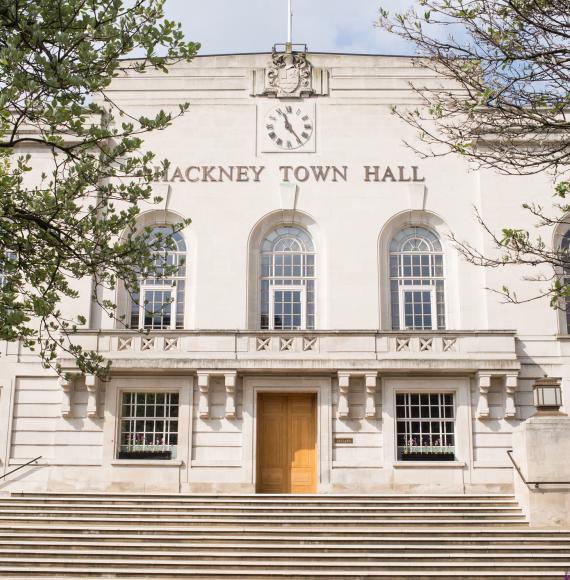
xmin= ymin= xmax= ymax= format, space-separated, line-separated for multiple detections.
xmin=282 ymin=115 xmax=303 ymax=145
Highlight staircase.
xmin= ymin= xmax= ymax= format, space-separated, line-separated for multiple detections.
xmin=0 ymin=493 xmax=567 ymax=578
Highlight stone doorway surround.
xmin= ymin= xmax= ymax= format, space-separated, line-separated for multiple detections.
xmin=242 ymin=376 xmax=332 ymax=494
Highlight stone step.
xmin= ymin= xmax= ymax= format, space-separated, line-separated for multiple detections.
xmin=0 ymin=536 xmax=568 ymax=547
xmin=0 ymin=502 xmax=523 ymax=511
xmin=0 ymin=548 xmax=567 ymax=561
xmin=2 ymin=543 xmax=570 ymax=556
xmin=5 ymin=496 xmax=520 ymax=506
xmin=0 ymin=515 xmax=528 ymax=526
xmin=0 ymin=507 xmax=527 ymax=517
xmin=5 ymin=569 xmax=564 ymax=580
xmin=0 ymin=524 xmax=545 ymax=536
xmin=4 ymin=572 xmax=569 ymax=579
xmin=0 ymin=558 xmax=567 ymax=572
xmin=0 ymin=507 xmax=525 ymax=517
xmin=1 ymin=540 xmax=569 ymax=551
xmin=13 ymin=492 xmax=517 ymax=499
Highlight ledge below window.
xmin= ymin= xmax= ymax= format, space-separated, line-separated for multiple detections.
xmin=111 ymin=459 xmax=183 ymax=467
xmin=394 ymin=461 xmax=466 ymax=468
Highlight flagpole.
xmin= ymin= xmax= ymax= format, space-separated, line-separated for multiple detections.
xmin=287 ymin=0 xmax=293 ymax=49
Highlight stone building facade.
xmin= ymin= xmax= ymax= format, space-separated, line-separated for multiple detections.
xmin=0 ymin=50 xmax=567 ymax=494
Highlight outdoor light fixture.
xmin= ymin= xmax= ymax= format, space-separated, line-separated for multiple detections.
xmin=533 ymin=377 xmax=563 ymax=414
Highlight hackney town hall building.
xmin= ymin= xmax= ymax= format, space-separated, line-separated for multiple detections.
xmin=0 ymin=47 xmax=567 ymax=495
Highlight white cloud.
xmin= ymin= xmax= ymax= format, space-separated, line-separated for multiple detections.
xmin=164 ymin=0 xmax=417 ymax=55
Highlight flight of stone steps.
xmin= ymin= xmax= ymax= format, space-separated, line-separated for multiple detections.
xmin=0 ymin=492 xmax=567 ymax=579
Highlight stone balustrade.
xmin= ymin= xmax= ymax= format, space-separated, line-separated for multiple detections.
xmin=59 ymin=330 xmax=519 ymax=375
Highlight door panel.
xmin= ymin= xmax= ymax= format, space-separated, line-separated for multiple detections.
xmin=256 ymin=393 xmax=317 ymax=494
xmin=257 ymin=395 xmax=288 ymax=493
xmin=289 ymin=394 xmax=317 ymax=494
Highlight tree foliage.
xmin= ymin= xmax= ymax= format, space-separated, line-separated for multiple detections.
xmin=377 ymin=0 xmax=570 ymax=305
xmin=0 ymin=0 xmax=199 ymax=375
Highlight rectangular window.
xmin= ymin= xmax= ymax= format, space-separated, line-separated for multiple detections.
xmin=118 ymin=392 xmax=179 ymax=460
xmin=142 ymin=287 xmax=173 ymax=330
xmin=396 ymin=393 xmax=455 ymax=461
xmin=399 ymin=286 xmax=437 ymax=330
xmin=269 ymin=285 xmax=306 ymax=330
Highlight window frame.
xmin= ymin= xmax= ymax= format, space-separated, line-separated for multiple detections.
xmin=259 ymin=225 xmax=316 ymax=331
xmin=117 ymin=390 xmax=180 ymax=460
xmin=128 ymin=227 xmax=187 ymax=331
xmin=395 ymin=391 xmax=456 ymax=461
xmin=389 ymin=226 xmax=446 ymax=331
xmin=104 ymin=378 xmax=191 ymax=467
xmin=138 ymin=285 xmax=177 ymax=331
xmin=398 ymin=285 xmax=438 ymax=331
xmin=382 ymin=378 xmax=469 ymax=468
xmin=268 ymin=284 xmax=307 ymax=330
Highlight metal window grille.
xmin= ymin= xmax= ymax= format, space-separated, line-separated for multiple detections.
xmin=118 ymin=392 xmax=179 ymax=459
xmin=389 ymin=227 xmax=445 ymax=330
xmin=130 ymin=227 xmax=186 ymax=330
xmin=260 ymin=226 xmax=315 ymax=330
xmin=396 ymin=393 xmax=455 ymax=460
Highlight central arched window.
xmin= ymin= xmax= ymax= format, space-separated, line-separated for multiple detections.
xmin=129 ymin=227 xmax=186 ymax=330
xmin=260 ymin=226 xmax=315 ymax=330
xmin=389 ymin=227 xmax=445 ymax=330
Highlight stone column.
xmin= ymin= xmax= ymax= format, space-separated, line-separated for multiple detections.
xmin=365 ymin=372 xmax=378 ymax=418
xmin=337 ymin=372 xmax=350 ymax=419
xmin=504 ymin=372 xmax=518 ymax=419
xmin=59 ymin=376 xmax=74 ymax=418
xmin=224 ymin=372 xmax=237 ymax=420
xmin=476 ymin=372 xmax=492 ymax=419
xmin=197 ymin=372 xmax=210 ymax=420
xmin=85 ymin=374 xmax=98 ymax=418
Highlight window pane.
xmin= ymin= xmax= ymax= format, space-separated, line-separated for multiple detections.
xmin=118 ymin=391 xmax=178 ymax=460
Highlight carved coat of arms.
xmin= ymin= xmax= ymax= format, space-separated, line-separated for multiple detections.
xmin=265 ymin=50 xmax=313 ymax=98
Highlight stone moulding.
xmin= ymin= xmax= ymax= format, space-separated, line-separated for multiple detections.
xmin=59 ymin=330 xmax=520 ymax=375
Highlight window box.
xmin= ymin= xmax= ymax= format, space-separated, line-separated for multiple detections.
xmin=400 ymin=450 xmax=455 ymax=462
xmin=117 ymin=449 xmax=172 ymax=460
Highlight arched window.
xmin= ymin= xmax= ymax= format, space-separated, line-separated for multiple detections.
xmin=561 ymin=230 xmax=570 ymax=333
xmin=129 ymin=227 xmax=186 ymax=330
xmin=260 ymin=226 xmax=315 ymax=330
xmin=389 ymin=227 xmax=445 ymax=330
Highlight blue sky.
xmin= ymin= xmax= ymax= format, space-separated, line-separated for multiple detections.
xmin=164 ymin=0 xmax=416 ymax=55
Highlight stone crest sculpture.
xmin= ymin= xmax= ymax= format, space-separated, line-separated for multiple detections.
xmin=265 ymin=49 xmax=313 ymax=98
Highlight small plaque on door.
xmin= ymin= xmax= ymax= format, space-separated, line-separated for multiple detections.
xmin=335 ymin=437 xmax=353 ymax=444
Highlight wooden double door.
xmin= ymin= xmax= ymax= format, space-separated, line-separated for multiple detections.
xmin=256 ymin=393 xmax=317 ymax=494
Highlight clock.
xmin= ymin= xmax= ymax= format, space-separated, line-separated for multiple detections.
xmin=264 ymin=105 xmax=314 ymax=150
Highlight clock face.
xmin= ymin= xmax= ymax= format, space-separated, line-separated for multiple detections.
xmin=265 ymin=105 xmax=314 ymax=150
